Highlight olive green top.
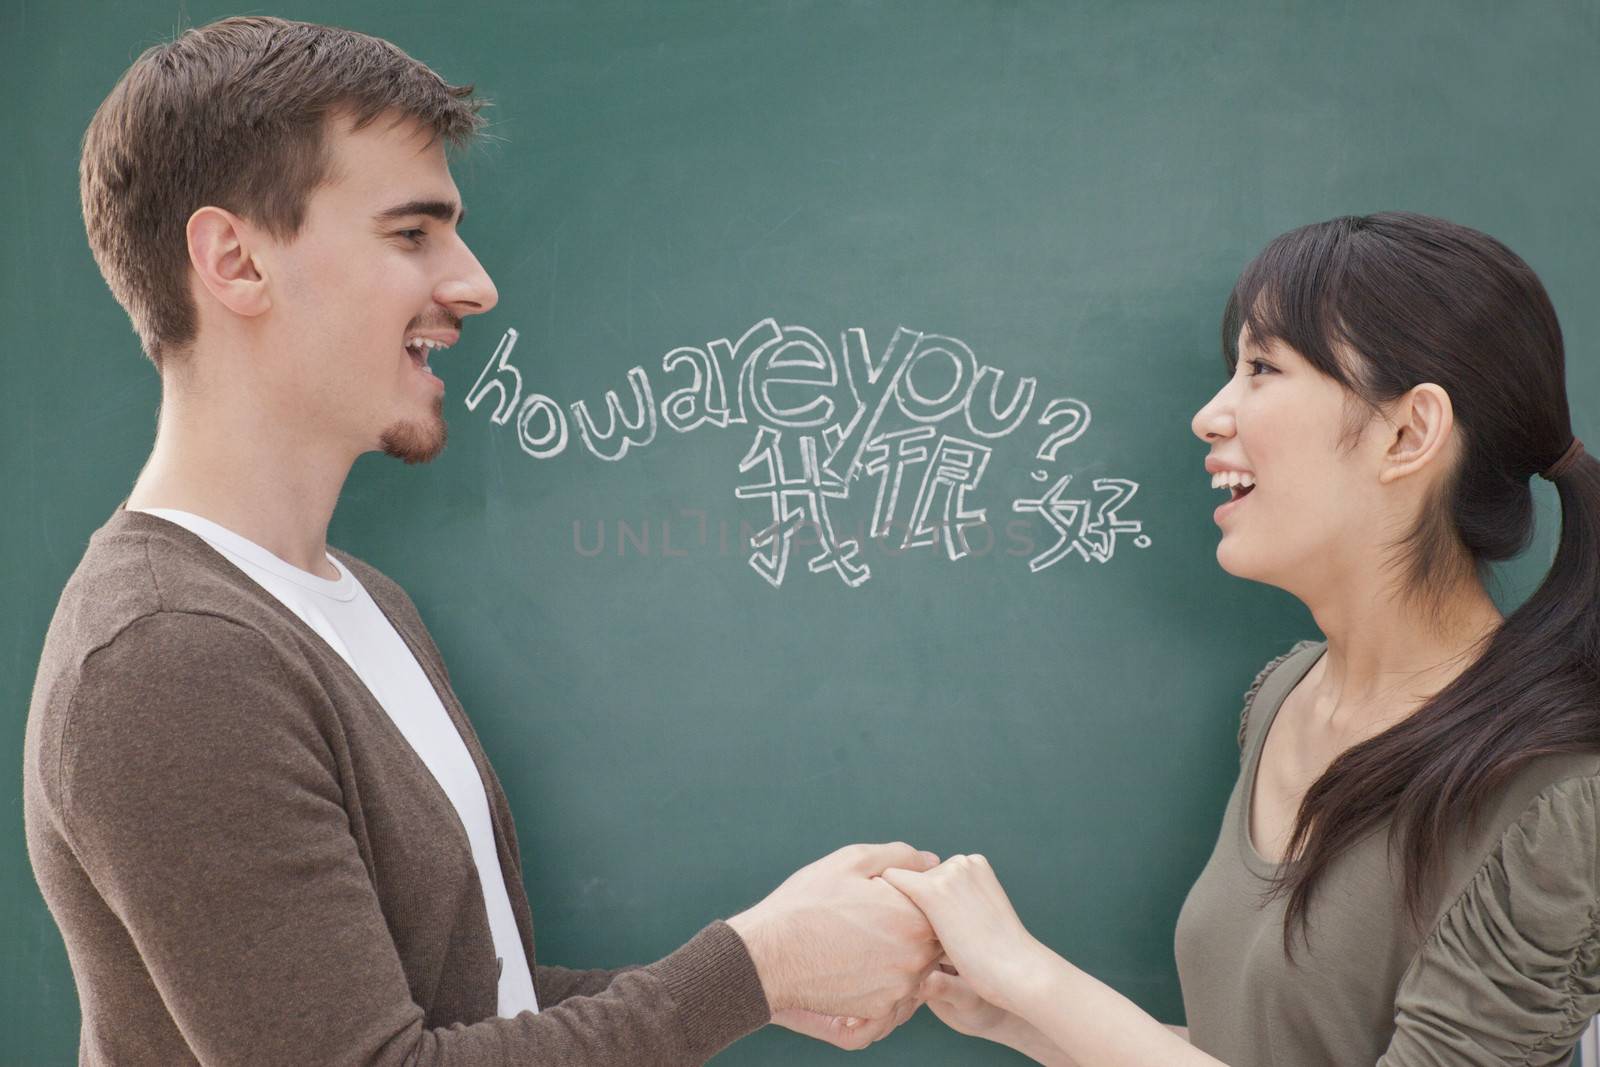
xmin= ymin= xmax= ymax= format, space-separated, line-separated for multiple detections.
xmin=1174 ymin=641 xmax=1600 ymax=1066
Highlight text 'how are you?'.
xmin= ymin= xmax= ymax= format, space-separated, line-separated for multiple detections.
xmin=465 ymin=318 xmax=1150 ymax=588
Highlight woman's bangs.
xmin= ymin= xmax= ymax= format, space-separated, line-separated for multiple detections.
xmin=1222 ymin=223 xmax=1356 ymax=386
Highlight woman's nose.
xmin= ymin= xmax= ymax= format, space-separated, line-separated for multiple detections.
xmin=1191 ymin=386 xmax=1235 ymax=443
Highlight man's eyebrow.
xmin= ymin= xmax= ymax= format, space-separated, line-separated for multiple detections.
xmin=373 ymin=199 xmax=466 ymax=226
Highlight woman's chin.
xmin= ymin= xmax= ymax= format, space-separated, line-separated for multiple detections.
xmin=1217 ymin=538 xmax=1297 ymax=594
xmin=1215 ymin=537 xmax=1261 ymax=581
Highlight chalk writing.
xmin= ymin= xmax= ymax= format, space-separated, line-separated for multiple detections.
xmin=467 ymin=319 xmax=1148 ymax=587
xmin=735 ymin=429 xmax=869 ymax=588
xmin=902 ymin=435 xmax=992 ymax=560
xmin=1011 ymin=476 xmax=1146 ymax=572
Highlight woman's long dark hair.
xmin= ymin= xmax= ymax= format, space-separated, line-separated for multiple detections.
xmin=1221 ymin=212 xmax=1600 ymax=954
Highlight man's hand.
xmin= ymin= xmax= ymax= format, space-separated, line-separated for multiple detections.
xmin=728 ymin=842 xmax=941 ymax=1024
xmin=772 ymin=994 xmax=923 ymax=1051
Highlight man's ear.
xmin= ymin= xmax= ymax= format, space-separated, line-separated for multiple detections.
xmin=186 ymin=206 xmax=271 ymax=317
xmin=1377 ymin=382 xmax=1455 ymax=485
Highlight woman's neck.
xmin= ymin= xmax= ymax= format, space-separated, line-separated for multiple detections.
xmin=1302 ymin=567 xmax=1503 ymax=736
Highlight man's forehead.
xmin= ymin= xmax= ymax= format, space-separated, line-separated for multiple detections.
xmin=319 ymin=111 xmax=459 ymax=212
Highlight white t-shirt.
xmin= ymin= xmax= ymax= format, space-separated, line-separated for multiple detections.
xmin=132 ymin=508 xmax=539 ymax=1018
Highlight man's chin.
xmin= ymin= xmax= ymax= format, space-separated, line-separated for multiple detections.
xmin=379 ymin=404 xmax=448 ymax=465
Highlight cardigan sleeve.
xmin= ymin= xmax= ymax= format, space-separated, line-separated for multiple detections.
xmin=1377 ymin=774 xmax=1600 ymax=1067
xmin=537 ymin=963 xmax=638 ymax=1005
xmin=55 ymin=610 xmax=769 ymax=1066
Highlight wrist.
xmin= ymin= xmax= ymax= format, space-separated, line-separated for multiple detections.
xmin=1000 ymin=1017 xmax=1068 ymax=1065
xmin=726 ymin=905 xmax=795 ymax=1014
xmin=985 ymin=1009 xmax=1034 ymax=1047
xmin=993 ymin=936 xmax=1061 ymax=1016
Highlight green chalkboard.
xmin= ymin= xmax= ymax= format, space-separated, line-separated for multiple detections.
xmin=5 ymin=2 xmax=1597 ymax=1063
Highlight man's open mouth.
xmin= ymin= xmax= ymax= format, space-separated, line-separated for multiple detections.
xmin=405 ymin=336 xmax=449 ymax=375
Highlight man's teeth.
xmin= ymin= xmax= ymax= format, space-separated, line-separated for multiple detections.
xmin=1210 ymin=471 xmax=1256 ymax=490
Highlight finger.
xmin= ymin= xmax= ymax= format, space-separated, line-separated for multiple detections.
xmin=774 ymin=1008 xmax=872 ymax=1051
xmin=920 ymin=969 xmax=952 ymax=1001
xmin=776 ymin=1008 xmax=860 ymax=1031
xmin=877 ymin=865 xmax=926 ymax=902
xmin=826 ymin=1023 xmax=874 ymax=1051
xmin=849 ymin=1017 xmax=893 ymax=1045
xmin=858 ymin=996 xmax=920 ymax=1046
xmin=881 ymin=994 xmax=923 ymax=1039
xmin=830 ymin=1015 xmax=873 ymax=1050
xmin=849 ymin=841 xmax=940 ymax=876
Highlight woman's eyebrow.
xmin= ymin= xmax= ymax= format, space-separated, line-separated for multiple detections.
xmin=372 ymin=199 xmax=465 ymax=225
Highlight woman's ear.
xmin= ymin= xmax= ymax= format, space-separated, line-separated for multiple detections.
xmin=186 ymin=206 xmax=271 ymax=318
xmin=1378 ymin=383 xmax=1456 ymax=485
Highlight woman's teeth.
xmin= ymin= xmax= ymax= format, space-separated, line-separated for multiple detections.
xmin=1210 ymin=471 xmax=1256 ymax=491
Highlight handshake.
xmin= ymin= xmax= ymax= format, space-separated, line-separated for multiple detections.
xmin=725 ymin=842 xmax=1039 ymax=1052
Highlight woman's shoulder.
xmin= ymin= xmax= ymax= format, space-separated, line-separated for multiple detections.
xmin=1388 ymin=757 xmax=1600 ymax=1064
xmin=1237 ymin=639 xmax=1326 ymax=752
xmin=1444 ymin=751 xmax=1600 ymax=897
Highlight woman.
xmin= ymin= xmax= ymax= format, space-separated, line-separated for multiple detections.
xmin=883 ymin=212 xmax=1600 ymax=1065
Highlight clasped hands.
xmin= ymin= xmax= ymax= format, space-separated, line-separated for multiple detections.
xmin=726 ymin=842 xmax=1045 ymax=1052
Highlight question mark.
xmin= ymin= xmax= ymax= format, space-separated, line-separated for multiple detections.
xmin=1030 ymin=397 xmax=1092 ymax=479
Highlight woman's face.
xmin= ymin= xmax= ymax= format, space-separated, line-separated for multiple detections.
xmin=1190 ymin=331 xmax=1384 ymax=592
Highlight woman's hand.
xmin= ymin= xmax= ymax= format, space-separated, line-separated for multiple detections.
xmin=921 ymin=964 xmax=1011 ymax=1038
xmin=886 ymin=856 xmax=1214 ymax=1067
xmin=921 ymin=962 xmax=1086 ymax=1066
xmin=880 ymin=854 xmax=1045 ymax=1016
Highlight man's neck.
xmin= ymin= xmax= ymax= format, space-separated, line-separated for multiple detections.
xmin=125 ymin=389 xmax=356 ymax=579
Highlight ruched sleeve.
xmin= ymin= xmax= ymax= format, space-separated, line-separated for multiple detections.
xmin=1378 ymin=774 xmax=1600 ymax=1067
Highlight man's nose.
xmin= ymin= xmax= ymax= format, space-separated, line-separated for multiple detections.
xmin=436 ymin=237 xmax=498 ymax=317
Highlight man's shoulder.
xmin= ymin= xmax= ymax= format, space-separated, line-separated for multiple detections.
xmin=48 ymin=512 xmax=265 ymax=646
xmin=34 ymin=511 xmax=317 ymax=705
xmin=26 ymin=510 xmax=313 ymax=823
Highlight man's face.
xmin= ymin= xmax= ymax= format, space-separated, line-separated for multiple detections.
xmin=259 ymin=111 xmax=497 ymax=464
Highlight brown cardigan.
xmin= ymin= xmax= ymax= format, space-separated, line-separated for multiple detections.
xmin=23 ymin=508 xmax=769 ymax=1065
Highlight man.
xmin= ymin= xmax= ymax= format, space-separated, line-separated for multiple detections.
xmin=22 ymin=16 xmax=939 ymax=1065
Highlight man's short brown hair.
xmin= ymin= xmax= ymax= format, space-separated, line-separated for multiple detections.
xmin=80 ymin=16 xmax=487 ymax=370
